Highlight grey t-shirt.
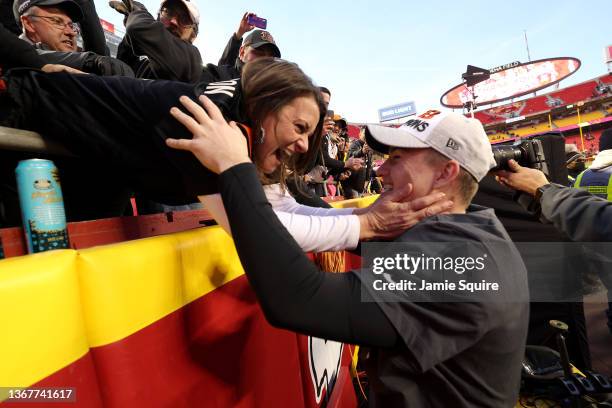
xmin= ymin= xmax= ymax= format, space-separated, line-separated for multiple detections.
xmin=362 ymin=206 xmax=529 ymax=407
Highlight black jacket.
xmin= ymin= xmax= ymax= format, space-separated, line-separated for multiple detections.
xmin=320 ymin=134 xmax=346 ymax=174
xmin=1 ymin=0 xmax=108 ymax=55
xmin=72 ymin=0 xmax=108 ymax=56
xmin=117 ymin=5 xmax=202 ymax=82
xmin=0 ymin=24 xmax=44 ymax=69
xmin=200 ymin=33 xmax=242 ymax=82
xmin=16 ymin=35 xmax=133 ymax=76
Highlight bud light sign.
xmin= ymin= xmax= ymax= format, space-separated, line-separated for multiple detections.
xmin=378 ymin=101 xmax=416 ymax=122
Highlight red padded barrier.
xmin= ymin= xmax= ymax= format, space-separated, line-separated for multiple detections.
xmin=1 ymin=353 xmax=103 ymax=408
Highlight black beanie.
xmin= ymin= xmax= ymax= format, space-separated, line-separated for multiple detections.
xmin=600 ymin=128 xmax=612 ymax=151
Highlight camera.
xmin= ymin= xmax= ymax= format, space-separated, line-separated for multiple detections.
xmin=491 ymin=139 xmax=549 ymax=174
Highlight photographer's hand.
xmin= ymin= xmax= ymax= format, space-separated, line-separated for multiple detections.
xmin=495 ymin=159 xmax=549 ymax=196
xmin=166 ymin=95 xmax=251 ymax=174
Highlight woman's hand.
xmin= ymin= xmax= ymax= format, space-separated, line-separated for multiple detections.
xmin=356 ymin=183 xmax=454 ymax=240
xmin=166 ymin=95 xmax=251 ymax=174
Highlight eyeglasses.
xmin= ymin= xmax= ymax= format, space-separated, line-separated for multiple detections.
xmin=28 ymin=15 xmax=80 ymax=33
xmin=159 ymin=7 xmax=194 ymax=28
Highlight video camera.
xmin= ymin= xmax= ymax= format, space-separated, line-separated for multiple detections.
xmin=491 ymin=139 xmax=549 ymax=175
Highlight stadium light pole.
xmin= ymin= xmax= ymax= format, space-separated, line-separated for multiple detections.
xmin=524 ymin=30 xmax=538 ymax=98
xmin=461 ymin=65 xmax=490 ymax=118
xmin=523 ymin=30 xmax=532 ymax=62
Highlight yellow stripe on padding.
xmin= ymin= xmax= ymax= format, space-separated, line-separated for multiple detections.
xmin=0 ymin=250 xmax=89 ymax=389
xmin=77 ymin=226 xmax=245 ymax=347
xmin=330 ymin=195 xmax=379 ymax=209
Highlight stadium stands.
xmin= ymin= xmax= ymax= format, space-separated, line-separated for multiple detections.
xmin=476 ymin=73 xmax=611 ymax=151
xmin=553 ymin=110 xmax=605 ymax=128
xmin=473 ymin=74 xmax=612 ymax=126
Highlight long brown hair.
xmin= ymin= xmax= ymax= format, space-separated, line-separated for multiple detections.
xmin=241 ymin=58 xmax=325 ymax=186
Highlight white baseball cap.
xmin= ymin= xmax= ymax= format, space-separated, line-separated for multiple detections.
xmin=160 ymin=0 xmax=199 ymax=25
xmin=365 ymin=110 xmax=496 ymax=181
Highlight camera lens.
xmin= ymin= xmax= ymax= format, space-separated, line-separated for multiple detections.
xmin=491 ymin=146 xmax=523 ymax=170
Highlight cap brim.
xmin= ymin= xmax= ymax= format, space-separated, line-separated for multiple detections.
xmin=249 ymin=41 xmax=281 ymax=58
xmin=365 ymin=124 xmax=429 ymax=154
xmin=34 ymin=0 xmax=83 ymax=21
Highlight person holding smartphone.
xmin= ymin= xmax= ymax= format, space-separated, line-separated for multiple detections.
xmin=201 ymin=12 xmax=281 ymax=83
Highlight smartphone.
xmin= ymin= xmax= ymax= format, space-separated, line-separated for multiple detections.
xmin=247 ymin=15 xmax=267 ymax=30
xmin=326 ymin=109 xmax=334 ymax=119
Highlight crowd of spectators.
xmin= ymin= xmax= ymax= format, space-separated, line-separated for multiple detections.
xmin=304 ymin=89 xmax=382 ymax=200
xmin=1 ymin=2 xmax=612 ymax=406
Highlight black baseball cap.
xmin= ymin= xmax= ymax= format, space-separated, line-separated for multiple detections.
xmin=243 ymin=29 xmax=281 ymax=58
xmin=13 ymin=0 xmax=83 ymax=25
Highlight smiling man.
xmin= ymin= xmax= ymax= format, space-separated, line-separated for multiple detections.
xmin=195 ymin=108 xmax=531 ymax=407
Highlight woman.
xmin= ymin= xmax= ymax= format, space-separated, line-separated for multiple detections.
xmin=4 ymin=59 xmax=322 ymax=202
xmin=4 ymin=58 xmax=449 ymax=248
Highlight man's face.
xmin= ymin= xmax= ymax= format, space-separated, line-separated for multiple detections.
xmin=22 ymin=6 xmax=78 ymax=51
xmin=377 ymin=148 xmax=440 ymax=198
xmin=239 ymin=44 xmax=277 ymax=63
xmin=159 ymin=0 xmax=196 ymax=43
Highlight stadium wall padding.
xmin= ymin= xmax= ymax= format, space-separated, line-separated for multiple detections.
xmin=0 ymin=225 xmax=358 ymax=407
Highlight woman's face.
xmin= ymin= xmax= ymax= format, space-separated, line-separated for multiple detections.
xmin=254 ymin=95 xmax=320 ymax=174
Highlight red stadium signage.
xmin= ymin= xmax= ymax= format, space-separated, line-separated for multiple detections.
xmin=440 ymin=57 xmax=581 ymax=108
xmin=99 ymin=18 xmax=115 ymax=34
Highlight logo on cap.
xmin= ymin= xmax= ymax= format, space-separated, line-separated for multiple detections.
xmin=446 ymin=138 xmax=460 ymax=150
xmin=18 ymin=0 xmax=31 ymax=14
xmin=260 ymin=31 xmax=275 ymax=44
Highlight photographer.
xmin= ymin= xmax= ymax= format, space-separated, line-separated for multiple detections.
xmin=496 ymin=159 xmax=612 ymax=335
xmin=496 ymin=159 xmax=612 ymax=242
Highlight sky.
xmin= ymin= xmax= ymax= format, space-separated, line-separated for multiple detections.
xmin=95 ymin=0 xmax=612 ymax=123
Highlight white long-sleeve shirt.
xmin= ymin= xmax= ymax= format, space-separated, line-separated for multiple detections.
xmin=199 ymin=184 xmax=361 ymax=252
